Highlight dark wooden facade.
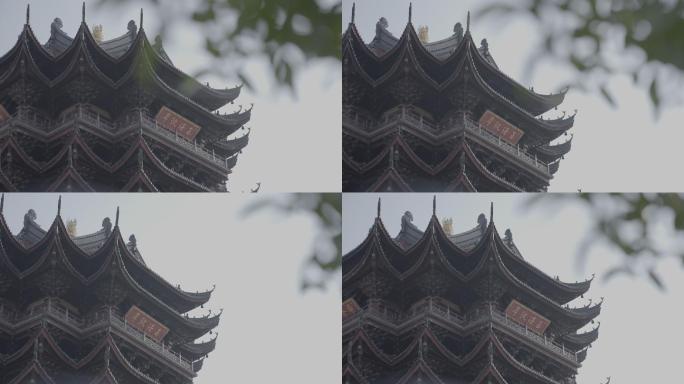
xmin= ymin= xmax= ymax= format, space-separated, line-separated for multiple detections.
xmin=343 ymin=5 xmax=575 ymax=192
xmin=0 ymin=196 xmax=220 ymax=383
xmin=342 ymin=198 xmax=601 ymax=383
xmin=0 ymin=5 xmax=251 ymax=192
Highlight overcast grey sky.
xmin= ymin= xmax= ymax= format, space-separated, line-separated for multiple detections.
xmin=343 ymin=193 xmax=684 ymax=383
xmin=343 ymin=0 xmax=684 ymax=192
xmin=1 ymin=0 xmax=341 ymax=192
xmin=2 ymin=194 xmax=340 ymax=383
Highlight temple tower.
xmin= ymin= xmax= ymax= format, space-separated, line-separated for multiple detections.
xmin=343 ymin=5 xmax=575 ymax=192
xmin=342 ymin=199 xmax=601 ymax=383
xmin=0 ymin=6 xmax=251 ymax=191
xmin=0 ymin=198 xmax=220 ymax=383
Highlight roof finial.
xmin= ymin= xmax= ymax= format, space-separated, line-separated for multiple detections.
xmin=351 ymin=3 xmax=355 ymax=24
xmin=82 ymin=2 xmax=86 ymax=23
xmin=490 ymin=202 xmax=494 ymax=222
xmin=466 ymin=11 xmax=470 ymax=32
xmin=377 ymin=197 xmax=381 ymax=218
xmin=140 ymin=8 xmax=144 ymax=29
xmin=58 ymin=195 xmax=62 ymax=216
xmin=115 ymin=207 xmax=120 ymax=227
xmin=26 ymin=4 xmax=30 ymax=25
xmin=432 ymin=195 xmax=436 ymax=216
xmin=408 ymin=2 xmax=412 ymax=23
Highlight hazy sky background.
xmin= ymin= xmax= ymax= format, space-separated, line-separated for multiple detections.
xmin=1 ymin=0 xmax=341 ymax=192
xmin=343 ymin=0 xmax=684 ymax=192
xmin=2 ymin=194 xmax=340 ymax=383
xmin=343 ymin=193 xmax=684 ymax=383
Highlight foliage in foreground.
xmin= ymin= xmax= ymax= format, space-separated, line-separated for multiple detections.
xmin=102 ymin=0 xmax=341 ymax=92
xmin=529 ymin=193 xmax=684 ymax=290
xmin=480 ymin=0 xmax=684 ymax=114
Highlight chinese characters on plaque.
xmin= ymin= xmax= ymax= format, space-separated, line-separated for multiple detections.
xmin=124 ymin=306 xmax=170 ymax=342
xmin=155 ymin=106 xmax=202 ymax=141
xmin=504 ymin=299 xmax=551 ymax=335
xmin=478 ymin=110 xmax=525 ymax=145
xmin=0 ymin=104 xmax=10 ymax=124
xmin=342 ymin=298 xmax=361 ymax=320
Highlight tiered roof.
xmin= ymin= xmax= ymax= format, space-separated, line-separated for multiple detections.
xmin=0 ymin=196 xmax=220 ymax=383
xmin=0 ymin=5 xmax=252 ymax=191
xmin=342 ymin=4 xmax=575 ymax=192
xmin=342 ymin=197 xmax=601 ymax=383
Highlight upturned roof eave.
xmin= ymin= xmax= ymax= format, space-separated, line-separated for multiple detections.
xmin=0 ymin=209 xmax=213 ymax=313
xmin=343 ymin=213 xmax=600 ymax=327
xmin=115 ymin=234 xmax=214 ymax=310
xmin=139 ymin=52 xmax=251 ymax=139
xmin=349 ymin=20 xmax=567 ymax=112
xmin=176 ymin=336 xmax=218 ymax=358
xmin=463 ymin=46 xmax=575 ymax=142
xmin=0 ymin=24 xmax=248 ymax=132
xmin=491 ymin=237 xmax=602 ymax=326
xmin=18 ymin=20 xmax=240 ymax=111
xmin=560 ymin=325 xmax=600 ymax=349
xmin=141 ymin=36 xmax=243 ymax=110
xmin=212 ymin=129 xmax=250 ymax=157
xmin=492 ymin=228 xmax=593 ymax=300
xmin=113 ymin=244 xmax=220 ymax=337
xmin=344 ymin=26 xmax=574 ymax=141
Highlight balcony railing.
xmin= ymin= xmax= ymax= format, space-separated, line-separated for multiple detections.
xmin=345 ymin=298 xmax=578 ymax=363
xmin=2 ymin=104 xmax=232 ymax=171
xmin=343 ymin=106 xmax=553 ymax=175
xmin=0 ymin=298 xmax=195 ymax=372
xmin=119 ymin=110 xmax=230 ymax=170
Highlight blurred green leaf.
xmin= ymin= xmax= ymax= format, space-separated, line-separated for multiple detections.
xmin=104 ymin=0 xmax=341 ymax=92
xmin=530 ymin=193 xmax=684 ymax=290
xmin=481 ymin=0 xmax=684 ymax=114
xmin=242 ymin=194 xmax=341 ymax=290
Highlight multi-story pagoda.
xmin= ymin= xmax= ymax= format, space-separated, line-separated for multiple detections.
xmin=0 ymin=196 xmax=220 ymax=383
xmin=342 ymin=198 xmax=601 ymax=383
xmin=342 ymin=4 xmax=575 ymax=192
xmin=0 ymin=4 xmax=251 ymax=192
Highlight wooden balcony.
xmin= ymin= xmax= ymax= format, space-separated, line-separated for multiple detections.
xmin=0 ymin=298 xmax=196 ymax=373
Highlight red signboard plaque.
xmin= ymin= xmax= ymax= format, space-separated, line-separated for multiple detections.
xmin=342 ymin=298 xmax=361 ymax=320
xmin=478 ymin=110 xmax=524 ymax=145
xmin=125 ymin=306 xmax=170 ymax=342
xmin=155 ymin=106 xmax=201 ymax=141
xmin=504 ymin=300 xmax=551 ymax=335
xmin=0 ymin=104 xmax=10 ymax=124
